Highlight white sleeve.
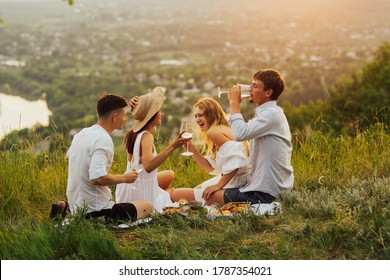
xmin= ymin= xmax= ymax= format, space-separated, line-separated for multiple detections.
xmin=89 ymin=138 xmax=113 ymax=180
xmin=229 ymin=111 xmax=273 ymax=141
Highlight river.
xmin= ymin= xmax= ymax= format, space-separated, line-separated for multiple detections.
xmin=0 ymin=93 xmax=52 ymax=139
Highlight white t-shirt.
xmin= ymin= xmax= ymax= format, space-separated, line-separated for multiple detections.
xmin=66 ymin=124 xmax=115 ymax=213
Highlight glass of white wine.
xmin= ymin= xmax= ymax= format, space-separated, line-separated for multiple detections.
xmin=128 ymin=157 xmax=143 ymax=190
xmin=180 ymin=120 xmax=194 ymax=156
xmin=217 ymin=84 xmax=251 ymax=98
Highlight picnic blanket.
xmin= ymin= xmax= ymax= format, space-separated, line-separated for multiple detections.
xmin=115 ymin=202 xmax=282 ymax=228
xmin=250 ymin=202 xmax=282 ymax=215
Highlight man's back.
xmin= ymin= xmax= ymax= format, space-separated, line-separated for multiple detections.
xmin=66 ymin=124 xmax=115 ymax=213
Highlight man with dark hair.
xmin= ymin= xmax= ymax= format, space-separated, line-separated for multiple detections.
xmin=51 ymin=93 xmax=153 ymax=222
xmin=96 ymin=93 xmax=129 ymax=117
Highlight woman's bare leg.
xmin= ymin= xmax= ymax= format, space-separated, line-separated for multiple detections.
xmin=157 ymin=170 xmax=174 ymax=190
xmin=170 ymin=188 xmax=196 ymax=202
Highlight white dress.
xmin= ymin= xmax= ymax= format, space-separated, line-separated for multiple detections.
xmin=115 ymin=131 xmax=172 ymax=212
xmin=193 ymin=141 xmax=251 ymax=202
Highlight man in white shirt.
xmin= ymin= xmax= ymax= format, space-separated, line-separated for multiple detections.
xmin=51 ymin=94 xmax=153 ymax=222
xmin=205 ymin=69 xmax=294 ymax=205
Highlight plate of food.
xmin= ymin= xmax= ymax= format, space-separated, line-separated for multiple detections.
xmin=162 ymin=201 xmax=184 ymax=214
xmin=162 ymin=199 xmax=206 ymax=216
xmin=221 ymin=202 xmax=251 ymax=213
xmin=207 ymin=202 xmax=251 ymax=218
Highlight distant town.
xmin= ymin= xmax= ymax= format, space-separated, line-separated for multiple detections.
xmin=0 ymin=0 xmax=389 ymax=130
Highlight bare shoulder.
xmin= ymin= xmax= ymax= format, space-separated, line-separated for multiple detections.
xmin=140 ymin=131 xmax=154 ymax=143
xmin=207 ymin=125 xmax=232 ymax=137
xmin=207 ymin=125 xmax=233 ymax=146
xmin=140 ymin=131 xmax=155 ymax=155
xmin=207 ymin=125 xmax=224 ymax=135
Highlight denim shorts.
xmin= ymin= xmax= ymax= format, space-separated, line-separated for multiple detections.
xmin=224 ymin=189 xmax=275 ymax=204
xmin=86 ymin=203 xmax=137 ymax=222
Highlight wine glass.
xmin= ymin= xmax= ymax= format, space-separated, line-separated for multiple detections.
xmin=217 ymin=84 xmax=251 ymax=98
xmin=128 ymin=157 xmax=143 ymax=190
xmin=180 ymin=120 xmax=194 ymax=156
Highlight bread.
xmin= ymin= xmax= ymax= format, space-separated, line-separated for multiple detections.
xmin=178 ymin=198 xmax=189 ymax=205
xmin=220 ymin=202 xmax=250 ymax=213
xmin=162 ymin=206 xmax=181 ymax=214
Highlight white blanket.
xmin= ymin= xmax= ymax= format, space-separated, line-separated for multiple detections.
xmin=250 ymin=202 xmax=282 ymax=215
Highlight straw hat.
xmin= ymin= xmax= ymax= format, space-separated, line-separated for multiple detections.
xmin=132 ymin=87 xmax=166 ymax=132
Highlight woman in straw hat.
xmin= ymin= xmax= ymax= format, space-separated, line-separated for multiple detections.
xmin=169 ymin=97 xmax=251 ymax=205
xmin=115 ymin=87 xmax=190 ymax=212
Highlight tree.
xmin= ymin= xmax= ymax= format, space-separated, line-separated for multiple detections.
xmin=325 ymin=42 xmax=390 ymax=132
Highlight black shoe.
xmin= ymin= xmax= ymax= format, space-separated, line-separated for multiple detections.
xmin=50 ymin=201 xmax=69 ymax=219
xmin=50 ymin=204 xmax=61 ymax=219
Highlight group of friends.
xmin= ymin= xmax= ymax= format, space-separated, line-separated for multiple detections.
xmin=50 ymin=69 xmax=294 ymax=223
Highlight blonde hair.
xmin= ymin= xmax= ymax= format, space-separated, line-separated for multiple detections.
xmin=194 ymin=97 xmax=250 ymax=158
xmin=194 ymin=98 xmax=231 ymax=158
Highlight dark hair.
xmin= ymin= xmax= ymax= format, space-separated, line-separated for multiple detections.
xmin=97 ymin=93 xmax=128 ymax=118
xmin=125 ymin=112 xmax=159 ymax=154
xmin=252 ymin=69 xmax=285 ymax=100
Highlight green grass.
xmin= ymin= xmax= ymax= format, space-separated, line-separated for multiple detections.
xmin=0 ymin=123 xmax=389 ymax=259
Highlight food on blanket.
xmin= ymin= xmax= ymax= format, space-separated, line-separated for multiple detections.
xmin=208 ymin=204 xmax=221 ymax=215
xmin=221 ymin=202 xmax=251 ymax=213
xmin=190 ymin=201 xmax=202 ymax=210
xmin=162 ymin=206 xmax=182 ymax=214
xmin=177 ymin=198 xmax=190 ymax=211
xmin=178 ymin=198 xmax=189 ymax=205
xmin=162 ymin=202 xmax=181 ymax=214
xmin=180 ymin=203 xmax=191 ymax=212
xmin=208 ymin=203 xmax=225 ymax=215
xmin=162 ymin=199 xmax=207 ymax=215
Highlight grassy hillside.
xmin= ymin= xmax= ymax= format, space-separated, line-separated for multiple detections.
xmin=0 ymin=122 xmax=389 ymax=260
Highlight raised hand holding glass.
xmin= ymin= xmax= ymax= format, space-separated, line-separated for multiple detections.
xmin=217 ymin=84 xmax=251 ymax=98
xmin=180 ymin=120 xmax=194 ymax=156
xmin=127 ymin=157 xmax=143 ymax=189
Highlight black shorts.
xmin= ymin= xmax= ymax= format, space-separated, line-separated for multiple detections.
xmin=224 ymin=189 xmax=275 ymax=204
xmin=86 ymin=203 xmax=137 ymax=222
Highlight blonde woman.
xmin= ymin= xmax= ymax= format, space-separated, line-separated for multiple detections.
xmin=170 ymin=97 xmax=251 ymax=205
